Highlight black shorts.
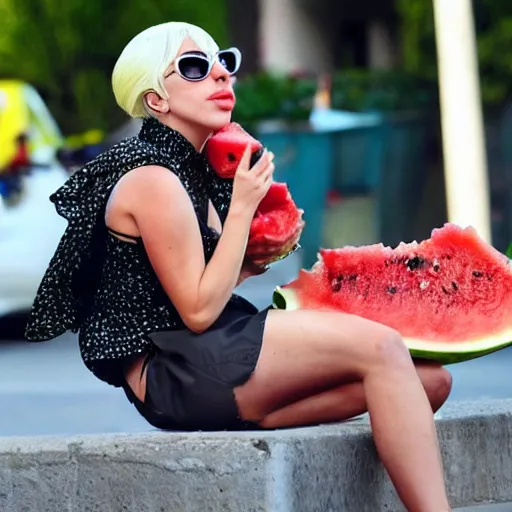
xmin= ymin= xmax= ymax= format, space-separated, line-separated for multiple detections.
xmin=123 ymin=297 xmax=271 ymax=431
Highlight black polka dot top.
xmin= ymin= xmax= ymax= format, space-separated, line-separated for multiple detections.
xmin=25 ymin=117 xmax=236 ymax=387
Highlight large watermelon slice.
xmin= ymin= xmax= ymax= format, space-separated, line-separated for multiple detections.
xmin=273 ymin=223 xmax=512 ymax=364
xmin=205 ymin=123 xmax=304 ymax=266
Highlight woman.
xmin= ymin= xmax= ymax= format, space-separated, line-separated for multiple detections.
xmin=26 ymin=22 xmax=452 ymax=511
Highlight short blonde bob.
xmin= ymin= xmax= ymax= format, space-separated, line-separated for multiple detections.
xmin=112 ymin=22 xmax=219 ymax=118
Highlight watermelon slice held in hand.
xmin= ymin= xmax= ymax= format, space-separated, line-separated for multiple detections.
xmin=273 ymin=223 xmax=512 ymax=364
xmin=205 ymin=122 xmax=264 ymax=179
xmin=240 ymin=181 xmax=304 ymax=266
xmin=205 ymin=123 xmax=305 ymax=266
xmin=247 ymin=183 xmax=305 ymax=265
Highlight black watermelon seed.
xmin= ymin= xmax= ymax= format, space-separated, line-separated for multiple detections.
xmin=387 ymin=286 xmax=398 ymax=294
xmin=442 ymin=286 xmax=449 ymax=294
xmin=227 ymin=152 xmax=237 ymax=162
xmin=336 ymin=275 xmax=344 ymax=281
xmin=451 ymin=281 xmax=458 ymax=290
xmin=472 ymin=271 xmax=483 ymax=278
xmin=406 ymin=256 xmax=426 ymax=271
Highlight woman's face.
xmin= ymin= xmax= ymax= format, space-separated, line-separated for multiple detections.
xmin=150 ymin=37 xmax=237 ymax=139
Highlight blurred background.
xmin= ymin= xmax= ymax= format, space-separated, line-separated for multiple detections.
xmin=1 ymin=0 xmax=512 ymax=442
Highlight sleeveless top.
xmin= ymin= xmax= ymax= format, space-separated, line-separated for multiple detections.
xmin=25 ymin=117 xmax=242 ymax=387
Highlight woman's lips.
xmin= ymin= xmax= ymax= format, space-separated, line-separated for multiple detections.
xmin=208 ymin=90 xmax=235 ymax=111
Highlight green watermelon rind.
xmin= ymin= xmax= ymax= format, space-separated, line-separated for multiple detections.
xmin=252 ymin=243 xmax=301 ymax=267
xmin=272 ymin=286 xmax=512 ymax=365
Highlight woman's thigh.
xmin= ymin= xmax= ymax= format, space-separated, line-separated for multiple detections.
xmin=234 ymin=308 xmax=411 ymax=421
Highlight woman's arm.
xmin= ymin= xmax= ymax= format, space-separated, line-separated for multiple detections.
xmin=121 ymin=148 xmax=273 ymax=333
xmin=207 ymin=199 xmax=267 ymax=287
xmin=125 ymin=166 xmax=250 ymax=332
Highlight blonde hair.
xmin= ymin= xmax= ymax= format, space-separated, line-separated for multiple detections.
xmin=112 ymin=22 xmax=219 ymax=118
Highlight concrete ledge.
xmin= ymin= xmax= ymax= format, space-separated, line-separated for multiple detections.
xmin=0 ymin=399 xmax=511 ymax=512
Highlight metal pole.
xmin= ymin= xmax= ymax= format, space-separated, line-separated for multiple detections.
xmin=432 ymin=0 xmax=491 ymax=243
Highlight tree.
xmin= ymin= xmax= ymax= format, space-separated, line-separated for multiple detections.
xmin=395 ymin=0 xmax=512 ymax=108
xmin=0 ymin=0 xmax=228 ymax=134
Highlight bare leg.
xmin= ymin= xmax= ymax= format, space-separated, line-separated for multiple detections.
xmin=234 ymin=309 xmax=451 ymax=512
xmin=258 ymin=361 xmax=451 ymax=428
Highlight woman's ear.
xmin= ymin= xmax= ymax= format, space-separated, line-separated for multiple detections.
xmin=144 ymin=91 xmax=170 ymax=114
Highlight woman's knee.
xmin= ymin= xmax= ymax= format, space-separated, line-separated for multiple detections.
xmin=322 ymin=313 xmax=412 ymax=376
xmin=366 ymin=326 xmax=413 ymax=372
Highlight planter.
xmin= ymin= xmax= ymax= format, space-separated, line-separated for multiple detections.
xmin=327 ymin=110 xmax=433 ymax=247
xmin=376 ymin=112 xmax=433 ymax=247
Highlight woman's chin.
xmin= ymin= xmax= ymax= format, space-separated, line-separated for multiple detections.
xmin=205 ymin=111 xmax=233 ymax=131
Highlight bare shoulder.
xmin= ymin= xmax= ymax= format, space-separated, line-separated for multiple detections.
xmin=109 ymin=165 xmax=184 ymax=208
xmin=119 ymin=165 xmax=181 ymax=194
xmin=106 ymin=165 xmax=187 ymax=235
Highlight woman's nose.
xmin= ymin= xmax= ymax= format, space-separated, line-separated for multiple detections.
xmin=210 ymin=60 xmax=229 ymax=81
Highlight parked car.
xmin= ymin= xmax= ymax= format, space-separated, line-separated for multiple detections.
xmin=0 ymin=80 xmax=68 ymax=336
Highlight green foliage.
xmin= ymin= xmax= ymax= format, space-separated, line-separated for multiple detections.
xmin=395 ymin=0 xmax=512 ymax=107
xmin=0 ymin=0 xmax=228 ymax=134
xmin=330 ymin=68 xmax=437 ymax=113
xmin=395 ymin=0 xmax=438 ymax=83
xmin=232 ymin=72 xmax=317 ymax=127
xmin=231 ymin=68 xmax=436 ymax=126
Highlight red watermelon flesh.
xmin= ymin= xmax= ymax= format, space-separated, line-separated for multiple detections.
xmin=248 ymin=182 xmax=305 ymax=246
xmin=246 ymin=183 xmax=304 ymax=265
xmin=273 ymin=223 xmax=512 ymax=364
xmin=205 ymin=123 xmax=263 ymax=179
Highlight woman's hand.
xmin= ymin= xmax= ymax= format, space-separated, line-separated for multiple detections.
xmin=230 ymin=145 xmax=274 ymax=216
xmin=237 ymin=258 xmax=269 ymax=286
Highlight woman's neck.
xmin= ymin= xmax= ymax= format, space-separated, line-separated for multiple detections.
xmin=158 ymin=117 xmax=212 ymax=153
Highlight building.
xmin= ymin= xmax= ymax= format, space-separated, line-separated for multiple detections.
xmin=228 ymin=0 xmax=399 ymax=75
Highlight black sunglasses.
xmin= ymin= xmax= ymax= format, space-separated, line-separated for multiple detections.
xmin=167 ymin=47 xmax=242 ymax=82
